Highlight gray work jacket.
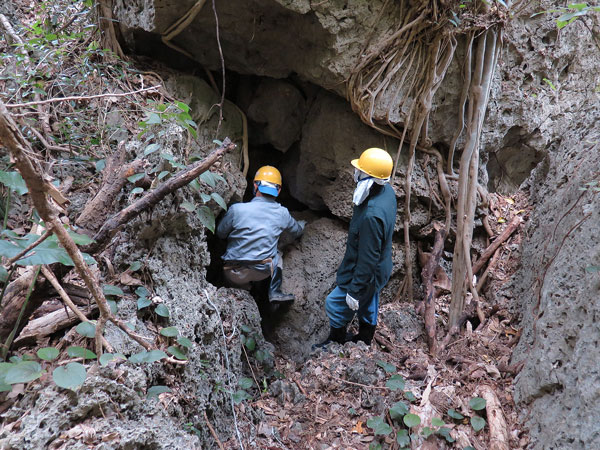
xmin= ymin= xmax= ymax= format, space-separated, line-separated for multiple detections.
xmin=216 ymin=196 xmax=304 ymax=264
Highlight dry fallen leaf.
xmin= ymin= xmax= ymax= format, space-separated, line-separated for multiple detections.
xmin=120 ymin=272 xmax=143 ymax=286
xmin=351 ymin=421 xmax=365 ymax=434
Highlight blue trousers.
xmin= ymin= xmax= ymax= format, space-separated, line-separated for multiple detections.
xmin=325 ymin=286 xmax=379 ymax=329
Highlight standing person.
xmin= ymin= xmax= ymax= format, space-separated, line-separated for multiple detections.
xmin=316 ymin=148 xmax=397 ymax=347
xmin=216 ymin=165 xmax=305 ymax=306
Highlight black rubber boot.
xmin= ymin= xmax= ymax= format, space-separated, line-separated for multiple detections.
xmin=268 ymin=267 xmax=295 ymax=302
xmin=350 ymin=321 xmax=376 ymax=345
xmin=313 ymin=326 xmax=347 ymax=350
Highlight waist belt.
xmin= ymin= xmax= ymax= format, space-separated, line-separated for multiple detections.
xmin=223 ymin=258 xmax=273 ymax=270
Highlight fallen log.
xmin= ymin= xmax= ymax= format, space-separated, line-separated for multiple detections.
xmin=473 ymin=216 xmax=521 ymax=274
xmin=14 ymin=304 xmax=98 ymax=347
xmin=478 ymin=384 xmax=509 ymax=450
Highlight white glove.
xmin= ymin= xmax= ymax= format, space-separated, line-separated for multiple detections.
xmin=298 ymin=220 xmax=307 ymax=229
xmin=345 ymin=293 xmax=359 ymax=311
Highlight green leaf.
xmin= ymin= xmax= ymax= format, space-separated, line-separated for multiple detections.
xmin=389 ymin=401 xmax=409 ymax=420
xmin=129 ymin=261 xmax=142 ymax=272
xmin=386 ymin=374 xmax=405 ymax=391
xmin=145 ymin=113 xmax=161 ymax=125
xmin=471 ymin=416 xmax=486 ymax=432
xmin=404 ymin=391 xmax=416 ymax=402
xmin=377 ymin=360 xmax=397 ymax=373
xmin=240 ymin=324 xmax=252 ymax=334
xmin=422 ymin=427 xmax=434 ymax=438
xmin=0 ymin=171 xmax=28 ymax=195
xmin=200 ymin=192 xmax=211 ymax=203
xmin=437 ymin=427 xmax=455 ymax=443
xmin=67 ymin=230 xmax=95 ymax=245
xmin=158 ymin=171 xmax=169 ymax=180
xmin=232 ymin=389 xmax=252 ymax=404
xmin=448 ymin=409 xmax=464 ymax=420
xmin=210 ymin=192 xmax=227 ymax=210
xmin=52 ymin=362 xmax=86 ymax=390
xmin=159 ymin=152 xmax=175 ymax=162
xmin=95 ymin=159 xmax=106 ymax=173
xmin=244 ymin=336 xmax=256 ymax=351
xmin=107 ymin=299 xmax=117 ymax=314
xmin=199 ymin=171 xmax=217 ymax=188
xmin=99 ymin=353 xmax=126 ymax=366
xmin=585 ymin=265 xmax=600 ymax=273
xmin=403 ymin=413 xmax=421 ymax=428
xmin=176 ymin=101 xmax=190 ymax=113
xmin=129 ymin=349 xmax=167 ymax=364
xmin=131 ymin=187 xmax=144 ymax=194
xmin=4 ymin=361 xmax=43 ymax=384
xmin=366 ymin=416 xmax=393 ymax=436
xmin=127 ymin=173 xmax=146 ymax=183
xmin=238 ymin=377 xmax=254 ymax=389
xmin=75 ymin=321 xmax=96 ymax=338
xmin=469 ymin=397 xmax=487 ymax=411
xmin=155 ymin=304 xmax=170 ymax=317
xmin=147 ymin=385 xmax=171 ymax=399
xmin=431 ymin=417 xmax=445 ymax=427
xmin=160 ymin=327 xmax=179 ymax=337
xmin=102 ymin=284 xmax=124 ymax=297
xmin=137 ymin=296 xmax=152 ymax=309
xmin=14 ymin=237 xmax=94 ymax=266
xmin=135 ymin=286 xmax=149 ymax=297
xmin=0 ymin=240 xmax=22 ymax=259
xmin=196 ymin=206 xmax=215 ymax=233
xmin=167 ymin=345 xmax=188 ymax=360
xmin=0 ymin=266 xmax=8 ymax=283
xmin=177 ymin=336 xmax=193 ymax=349
xmin=37 ymin=347 xmax=59 ymax=361
xmin=66 ymin=346 xmax=96 ymax=360
xmin=144 ymin=143 xmax=160 ymax=155
xmin=542 ymin=78 xmax=556 ymax=91
xmin=396 ymin=429 xmax=410 ymax=446
xmin=181 ymin=201 xmax=196 ymax=212
xmin=0 ymin=383 xmax=11 ymax=392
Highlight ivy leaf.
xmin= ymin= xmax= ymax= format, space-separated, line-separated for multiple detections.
xmin=137 ymin=296 xmax=152 ymax=309
xmin=99 ymin=353 xmax=126 ymax=366
xmin=404 ymin=391 xmax=416 ymax=402
xmin=232 ymin=389 xmax=252 ymax=404
xmin=52 ymin=362 xmax=86 ymax=390
xmin=37 ymin=347 xmax=59 ymax=361
xmin=199 ymin=171 xmax=217 ymax=188
xmin=107 ymin=299 xmax=117 ymax=314
xmin=196 ymin=206 xmax=215 ymax=233
xmin=160 ymin=327 xmax=179 ymax=337
xmin=145 ymin=113 xmax=161 ymax=125
xmin=366 ymin=416 xmax=393 ymax=436
xmin=176 ymin=101 xmax=191 ymax=113
xmin=210 ymin=192 xmax=227 ymax=210
xmin=75 ymin=321 xmax=96 ymax=338
xmin=4 ymin=361 xmax=43 ymax=384
xmin=389 ymin=401 xmax=409 ymax=420
xmin=131 ymin=187 xmax=144 ymax=194
xmin=135 ymin=286 xmax=149 ymax=297
xmin=127 ymin=173 xmax=146 ymax=183
xmin=0 ymin=170 xmax=28 ymax=195
xmin=244 ymin=336 xmax=256 ymax=351
xmin=167 ymin=345 xmax=187 ymax=360
xmin=437 ymin=427 xmax=455 ymax=443
xmin=147 ymin=385 xmax=171 ymax=399
xmin=67 ymin=346 xmax=96 ymax=360
xmin=129 ymin=261 xmax=142 ymax=272
xmin=469 ymin=397 xmax=487 ymax=411
xmin=180 ymin=201 xmax=196 ymax=212
xmin=238 ymin=377 xmax=254 ymax=389
xmin=144 ymin=143 xmax=160 ymax=155
xmin=177 ymin=336 xmax=193 ymax=349
xmin=447 ymin=408 xmax=464 ymax=420
xmin=431 ymin=417 xmax=445 ymax=427
xmin=377 ymin=360 xmax=396 ymax=373
xmin=471 ymin=416 xmax=486 ymax=432
xmin=200 ymin=192 xmax=211 ymax=203
xmin=102 ymin=284 xmax=124 ymax=297
xmin=129 ymin=350 xmax=167 ymax=364
xmin=396 ymin=429 xmax=410 ymax=446
xmin=386 ymin=374 xmax=405 ymax=391
xmin=403 ymin=413 xmax=421 ymax=428
xmin=155 ymin=304 xmax=170 ymax=317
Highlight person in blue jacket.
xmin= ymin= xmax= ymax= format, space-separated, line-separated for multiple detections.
xmin=317 ymin=148 xmax=397 ymax=347
xmin=216 ymin=166 xmax=305 ymax=304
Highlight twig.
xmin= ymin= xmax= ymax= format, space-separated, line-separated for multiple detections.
xmin=3 ymin=229 xmax=52 ymax=268
xmin=472 ymin=216 xmax=521 ymax=274
xmin=204 ymin=289 xmax=245 ymax=450
xmin=203 ymin=410 xmax=225 ymax=450
xmin=212 ymin=0 xmax=226 ymax=136
xmin=41 ymin=265 xmax=113 ymax=352
xmin=28 ymin=126 xmax=78 ymax=155
xmin=6 ymin=86 xmax=161 ymax=109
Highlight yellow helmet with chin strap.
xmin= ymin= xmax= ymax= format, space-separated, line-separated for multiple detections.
xmin=351 ymin=148 xmax=393 ymax=179
xmin=254 ymin=165 xmax=282 ymax=197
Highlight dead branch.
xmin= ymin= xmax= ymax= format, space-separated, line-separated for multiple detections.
xmin=473 ymin=216 xmax=521 ymax=274
xmin=477 ymin=385 xmax=509 ymax=450
xmin=421 ymin=227 xmax=446 ymax=355
xmin=5 ymin=86 xmax=160 ymax=109
xmin=87 ymin=138 xmax=236 ymax=253
xmin=204 ymin=410 xmax=225 ymax=450
xmin=76 ymin=142 xmax=145 ymax=232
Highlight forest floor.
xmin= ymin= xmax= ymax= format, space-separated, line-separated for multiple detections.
xmin=239 ymin=192 xmax=531 ymax=450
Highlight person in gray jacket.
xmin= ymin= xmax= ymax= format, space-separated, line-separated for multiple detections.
xmin=216 ymin=165 xmax=305 ymax=304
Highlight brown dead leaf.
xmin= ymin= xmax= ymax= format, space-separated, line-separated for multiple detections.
xmin=120 ymin=272 xmax=143 ymax=286
xmin=102 ymin=432 xmax=120 ymax=442
xmin=351 ymin=421 xmax=365 ymax=434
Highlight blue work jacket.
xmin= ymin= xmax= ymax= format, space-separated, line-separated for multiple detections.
xmin=336 ymin=183 xmax=397 ymax=303
xmin=216 ymin=196 xmax=304 ymax=264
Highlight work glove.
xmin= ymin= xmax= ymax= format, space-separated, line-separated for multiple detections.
xmin=297 ymin=220 xmax=307 ymax=229
xmin=345 ymin=293 xmax=359 ymax=311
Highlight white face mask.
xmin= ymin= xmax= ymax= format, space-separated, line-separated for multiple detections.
xmin=352 ymin=168 xmax=390 ymax=206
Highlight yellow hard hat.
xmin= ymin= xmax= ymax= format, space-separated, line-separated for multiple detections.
xmin=351 ymin=148 xmax=393 ymax=179
xmin=254 ymin=166 xmax=282 ymax=197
